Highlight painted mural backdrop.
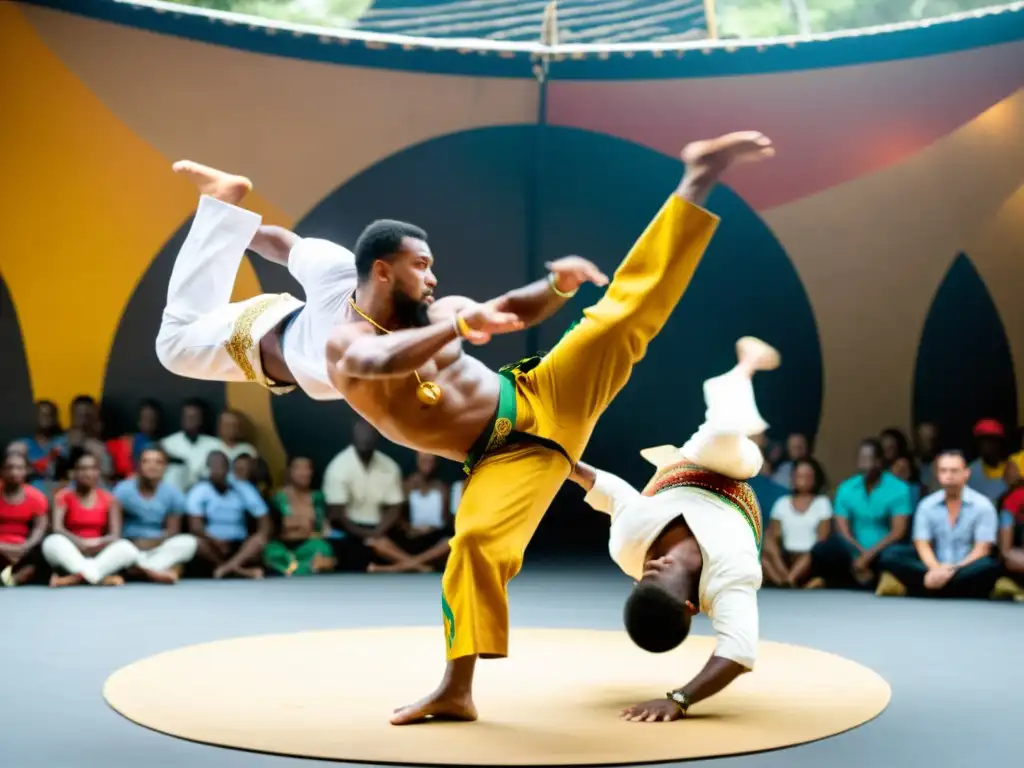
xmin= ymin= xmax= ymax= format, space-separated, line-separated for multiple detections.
xmin=2 ymin=0 xmax=1022 ymax=493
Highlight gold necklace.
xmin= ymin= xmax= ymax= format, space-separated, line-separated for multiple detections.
xmin=348 ymin=297 xmax=443 ymax=407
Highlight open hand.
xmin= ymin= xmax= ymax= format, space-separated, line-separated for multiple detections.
xmin=621 ymin=698 xmax=685 ymax=723
xmin=546 ymin=256 xmax=609 ymax=294
xmin=456 ymin=301 xmax=525 ymax=345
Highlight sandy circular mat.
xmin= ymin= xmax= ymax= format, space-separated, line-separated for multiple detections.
xmin=104 ymin=627 xmax=890 ymax=765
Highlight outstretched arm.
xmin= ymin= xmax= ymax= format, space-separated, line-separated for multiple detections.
xmin=573 ymin=460 xmax=642 ymax=519
xmin=489 ymin=257 xmax=608 ymax=329
xmin=248 ymin=225 xmax=299 ymax=266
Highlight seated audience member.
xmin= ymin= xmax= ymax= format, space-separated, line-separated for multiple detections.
xmin=771 ymin=432 xmax=809 ymax=489
xmin=113 ymin=447 xmax=198 ymax=583
xmin=186 ymin=451 xmax=270 ymax=579
xmin=367 ymin=452 xmax=452 ymax=573
xmin=66 ymin=395 xmax=114 ymax=481
xmin=811 ymin=439 xmax=911 ymax=588
xmin=762 ymin=458 xmax=832 ymax=588
xmin=21 ymin=399 xmax=67 ymax=494
xmin=106 ymin=400 xmax=162 ymax=480
xmin=214 ymin=410 xmax=258 ymax=464
xmin=879 ymin=427 xmax=911 ymax=469
xmin=889 ymin=454 xmax=925 ymax=509
xmin=967 ymin=419 xmax=1008 ymax=503
xmin=0 ymin=452 xmax=49 ymax=587
xmin=232 ymin=454 xmax=273 ymax=500
xmin=42 ymin=450 xmax=137 ymax=587
xmin=876 ymin=451 xmax=1000 ymax=598
xmin=993 ymin=465 xmax=1024 ymax=600
xmin=162 ymin=399 xmax=221 ymax=492
xmin=322 ymin=419 xmax=405 ymax=570
xmin=913 ymin=421 xmax=939 ymax=492
xmin=263 ymin=456 xmax=335 ymax=576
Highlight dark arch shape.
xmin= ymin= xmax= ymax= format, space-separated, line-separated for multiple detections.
xmin=913 ymin=252 xmax=1017 ymax=453
xmin=0 ymin=272 xmax=36 ymax=445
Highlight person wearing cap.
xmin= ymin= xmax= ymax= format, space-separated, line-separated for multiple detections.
xmin=568 ymin=337 xmax=778 ymax=723
xmin=967 ymin=419 xmax=1009 ymax=503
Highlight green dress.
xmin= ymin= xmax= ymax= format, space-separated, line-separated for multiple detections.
xmin=262 ymin=489 xmax=334 ymax=576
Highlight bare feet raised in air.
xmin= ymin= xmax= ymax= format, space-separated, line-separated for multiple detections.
xmin=679 ymin=131 xmax=774 ymax=204
xmin=172 ymin=160 xmax=252 ymax=205
xmin=390 ymin=687 xmax=478 ymax=726
xmin=736 ymin=336 xmax=781 ymax=375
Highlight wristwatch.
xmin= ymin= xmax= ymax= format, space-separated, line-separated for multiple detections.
xmin=666 ymin=689 xmax=690 ymax=715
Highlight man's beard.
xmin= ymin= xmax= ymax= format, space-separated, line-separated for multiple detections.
xmin=393 ymin=288 xmax=432 ymax=328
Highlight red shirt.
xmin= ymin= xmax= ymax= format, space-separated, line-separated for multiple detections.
xmin=0 ymin=485 xmax=48 ymax=544
xmin=57 ymin=488 xmax=112 ymax=539
xmin=1003 ymin=487 xmax=1024 ymax=524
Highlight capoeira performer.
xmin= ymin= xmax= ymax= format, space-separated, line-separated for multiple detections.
xmin=570 ymin=337 xmax=779 ymax=723
xmin=322 ymin=131 xmax=775 ymax=725
xmin=155 ymin=161 xmax=358 ymax=401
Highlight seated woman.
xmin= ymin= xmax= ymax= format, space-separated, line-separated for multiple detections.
xmin=0 ymin=451 xmax=50 ymax=587
xmin=41 ymin=450 xmax=138 ymax=587
xmin=367 ymin=452 xmax=452 ymax=573
xmin=106 ymin=399 xmax=162 ymax=480
xmin=762 ymin=458 xmax=833 ymax=588
xmin=263 ymin=456 xmax=335 ymax=576
xmin=186 ymin=451 xmax=270 ymax=579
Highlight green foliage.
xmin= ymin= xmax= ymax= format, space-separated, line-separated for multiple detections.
xmin=170 ymin=0 xmax=1009 ymax=37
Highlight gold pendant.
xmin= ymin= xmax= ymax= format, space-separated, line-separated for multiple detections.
xmin=416 ymin=380 xmax=443 ymax=407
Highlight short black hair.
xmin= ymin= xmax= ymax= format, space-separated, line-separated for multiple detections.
xmin=353 ymin=219 xmax=427 ymax=280
xmin=207 ymin=450 xmax=229 ymax=467
xmin=71 ymin=394 xmax=96 ymax=410
xmin=880 ymin=427 xmax=910 ymax=458
xmin=936 ymin=449 xmax=967 ymax=465
xmin=859 ymin=438 xmax=883 ymax=460
xmin=138 ymin=445 xmax=168 ymax=462
xmin=623 ymin=581 xmax=692 ymax=654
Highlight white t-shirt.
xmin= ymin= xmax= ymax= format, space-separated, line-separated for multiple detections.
xmin=769 ymin=495 xmax=833 ymax=553
xmin=160 ymin=432 xmax=223 ymax=492
xmin=282 ymin=238 xmax=358 ymax=401
xmin=584 ymin=469 xmax=762 ymax=669
xmin=321 ymin=446 xmax=405 ymax=526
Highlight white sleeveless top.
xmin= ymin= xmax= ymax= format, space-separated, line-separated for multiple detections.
xmin=409 ymin=488 xmax=445 ymax=528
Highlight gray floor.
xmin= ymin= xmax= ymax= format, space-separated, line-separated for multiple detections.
xmin=3 ymin=560 xmax=1019 ymax=767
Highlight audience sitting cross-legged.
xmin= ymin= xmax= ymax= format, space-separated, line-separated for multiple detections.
xmin=186 ymin=451 xmax=270 ymax=579
xmin=366 ymin=451 xmax=452 ymax=573
xmin=42 ymin=450 xmax=138 ymax=587
xmin=810 ymin=439 xmax=911 ymax=588
xmin=876 ymin=450 xmax=1001 ymax=599
xmin=993 ymin=461 xmax=1024 ymax=600
xmin=762 ymin=458 xmax=832 ymax=588
xmin=113 ymin=446 xmax=198 ymax=583
xmin=263 ymin=456 xmax=336 ymax=577
xmin=0 ymin=451 xmax=50 ymax=587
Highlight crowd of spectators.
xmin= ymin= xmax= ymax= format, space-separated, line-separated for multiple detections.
xmin=2 ymin=395 xmax=1022 ymax=605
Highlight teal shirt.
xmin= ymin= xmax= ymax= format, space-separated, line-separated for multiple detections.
xmin=834 ymin=472 xmax=912 ymax=549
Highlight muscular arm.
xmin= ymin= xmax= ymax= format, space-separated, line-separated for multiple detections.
xmin=329 ymin=320 xmax=460 ymax=380
xmin=489 ymin=276 xmax=569 ymax=329
xmin=248 ymin=225 xmax=299 ymax=267
xmin=676 ymin=656 xmax=747 ymax=708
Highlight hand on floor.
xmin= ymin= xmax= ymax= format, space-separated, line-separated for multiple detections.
xmin=620 ymin=699 xmax=684 ymax=723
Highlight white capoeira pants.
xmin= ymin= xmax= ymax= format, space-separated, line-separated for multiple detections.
xmin=643 ymin=366 xmax=768 ymax=481
xmin=41 ymin=534 xmax=198 ymax=583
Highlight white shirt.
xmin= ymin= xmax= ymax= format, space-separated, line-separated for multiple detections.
xmin=770 ymin=495 xmax=833 ymax=553
xmin=321 ymin=446 xmax=405 ymax=526
xmin=282 ymin=238 xmax=357 ymax=401
xmin=584 ymin=469 xmax=762 ymax=669
xmin=160 ymin=432 xmax=222 ymax=492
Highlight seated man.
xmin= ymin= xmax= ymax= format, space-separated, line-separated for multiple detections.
xmin=113 ymin=446 xmax=198 ymax=583
xmin=993 ymin=470 xmax=1024 ymax=600
xmin=186 ymin=450 xmax=271 ymax=579
xmin=876 ymin=451 xmax=1000 ymax=598
xmin=570 ymin=338 xmax=778 ymax=722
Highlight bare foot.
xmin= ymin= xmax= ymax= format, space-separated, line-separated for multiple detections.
xmin=681 ymin=131 xmax=775 ymax=173
xmin=391 ymin=689 xmax=478 ymax=726
xmin=101 ymin=575 xmax=126 ymax=587
xmin=736 ymin=336 xmax=781 ymax=373
xmin=49 ymin=573 xmax=84 ymax=588
xmin=138 ymin=567 xmax=178 ymax=585
xmin=236 ymin=566 xmax=264 ymax=580
xmin=172 ymin=160 xmax=252 ymax=204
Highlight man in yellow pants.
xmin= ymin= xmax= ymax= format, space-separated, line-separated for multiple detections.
xmin=325 ymin=131 xmax=775 ymax=724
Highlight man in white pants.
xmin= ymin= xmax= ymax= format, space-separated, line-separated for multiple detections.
xmin=569 ymin=337 xmax=779 ymax=722
xmin=155 ymin=161 xmax=356 ymax=399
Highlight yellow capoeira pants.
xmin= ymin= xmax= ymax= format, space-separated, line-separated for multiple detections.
xmin=441 ymin=194 xmax=720 ymax=661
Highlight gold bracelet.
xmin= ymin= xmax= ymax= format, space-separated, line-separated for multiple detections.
xmin=548 ymin=271 xmax=577 ymax=298
xmin=453 ymin=313 xmax=472 ymax=339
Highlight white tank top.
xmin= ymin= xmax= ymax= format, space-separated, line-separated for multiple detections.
xmin=408 ymin=488 xmax=445 ymax=528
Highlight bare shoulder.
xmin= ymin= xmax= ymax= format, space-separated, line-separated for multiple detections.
xmin=428 ymin=295 xmax=474 ymax=320
xmin=326 ymin=319 xmax=374 ymax=360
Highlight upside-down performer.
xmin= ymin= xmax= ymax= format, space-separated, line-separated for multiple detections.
xmin=155 ymin=161 xmax=359 ymax=401
xmin=570 ymin=337 xmax=780 ymax=723
xmin=321 ymin=131 xmax=775 ymax=724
